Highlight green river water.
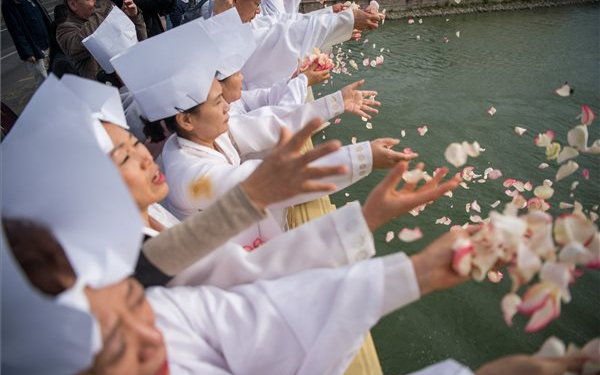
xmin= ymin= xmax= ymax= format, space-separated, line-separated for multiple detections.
xmin=315 ymin=4 xmax=600 ymax=374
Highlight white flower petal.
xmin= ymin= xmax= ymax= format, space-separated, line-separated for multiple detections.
xmin=555 ymin=83 xmax=572 ymax=97
xmin=445 ymin=143 xmax=468 ymax=167
xmin=556 ymin=146 xmax=580 ymax=164
xmin=402 ymin=169 xmax=425 ymax=183
xmin=398 ymin=227 xmax=423 ymax=242
xmin=514 ymin=126 xmax=527 ymax=135
xmin=567 ymin=125 xmax=589 ymax=152
xmin=535 ymin=336 xmax=566 ymax=358
xmin=556 ymin=161 xmax=579 ymax=182
xmin=385 ymin=231 xmax=394 ymax=243
xmin=538 ymin=163 xmax=549 ymax=169
xmin=534 ymin=185 xmax=555 ymax=200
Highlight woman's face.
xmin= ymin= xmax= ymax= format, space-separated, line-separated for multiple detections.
xmin=234 ymin=0 xmax=261 ymax=22
xmin=103 ymin=124 xmax=169 ymax=212
xmin=180 ymin=79 xmax=230 ymax=144
xmin=220 ymin=72 xmax=244 ymax=104
xmin=83 ymin=278 xmax=169 ymax=375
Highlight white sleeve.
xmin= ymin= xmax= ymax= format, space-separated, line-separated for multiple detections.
xmin=305 ymin=6 xmax=334 ymax=17
xmin=169 ymin=201 xmax=375 ymax=288
xmin=229 ymin=90 xmax=344 ymax=156
xmin=237 ymin=75 xmax=308 ymax=113
xmin=407 ymin=359 xmax=475 ymax=375
xmin=269 ymin=141 xmax=373 ymax=209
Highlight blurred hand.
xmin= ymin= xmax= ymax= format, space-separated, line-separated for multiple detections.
xmin=303 ymin=62 xmax=331 ymax=87
xmin=351 ymin=29 xmax=362 ymax=41
xmin=213 ymin=0 xmax=234 ymax=16
xmin=332 ymin=3 xmax=347 ymax=12
xmin=352 ymin=9 xmax=380 ymax=31
xmin=476 ymin=355 xmax=586 ymax=375
xmin=241 ymin=118 xmax=347 ymax=209
xmin=26 ymin=56 xmax=36 ymax=62
xmin=121 ymin=0 xmax=138 ymax=17
xmin=341 ymin=79 xmax=380 ymax=119
xmin=370 ymin=138 xmax=418 ymax=169
xmin=411 ymin=227 xmax=480 ymax=295
xmin=362 ymin=161 xmax=460 ymax=231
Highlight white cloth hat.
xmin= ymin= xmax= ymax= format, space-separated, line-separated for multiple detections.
xmin=1 ymin=76 xmax=143 ymax=290
xmin=82 ymin=6 xmax=138 ymax=73
xmin=1 ymin=228 xmax=100 ymax=375
xmin=110 ymin=21 xmax=220 ymax=121
xmin=61 ymin=74 xmax=129 ymax=153
xmin=198 ymin=9 xmax=257 ymax=80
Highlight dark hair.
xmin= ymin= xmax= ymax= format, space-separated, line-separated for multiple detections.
xmin=3 ymin=218 xmax=76 ymax=296
xmin=142 ymin=103 xmax=201 ymax=143
xmin=53 ymin=4 xmax=69 ymax=24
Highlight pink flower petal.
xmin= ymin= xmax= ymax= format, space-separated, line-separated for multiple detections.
xmin=398 ymin=227 xmax=423 ymax=242
xmin=514 ymin=126 xmax=527 ymax=135
xmin=470 ymin=215 xmax=483 ymax=223
xmin=501 ymin=293 xmax=522 ymax=326
xmin=471 ymin=200 xmax=481 ymax=213
xmin=362 ymin=58 xmax=370 ymax=66
xmin=365 ymin=122 xmax=373 ymax=129
xmin=452 ymin=238 xmax=474 ymax=276
xmin=417 ymin=125 xmax=428 ymax=136
xmin=334 ymin=118 xmax=342 ymax=124
xmin=535 ymin=131 xmax=555 ymax=147
xmin=519 ymin=283 xmax=553 ymax=315
xmin=578 ymin=105 xmax=596 ymax=126
xmin=524 ymin=182 xmax=533 ymax=191
xmin=583 ymin=168 xmax=589 ymax=179
xmin=488 ymin=169 xmax=503 ymax=180
xmin=525 ymin=296 xmax=560 ymax=333
xmin=442 ymin=37 xmax=449 ymax=43
xmin=487 ymin=270 xmax=504 ymax=283
xmin=385 ymin=231 xmax=394 ymax=243
xmin=487 ymin=106 xmax=497 ymax=116
xmin=408 ymin=18 xmax=414 ymax=24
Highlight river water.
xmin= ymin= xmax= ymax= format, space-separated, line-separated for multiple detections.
xmin=316 ymin=4 xmax=600 ymax=374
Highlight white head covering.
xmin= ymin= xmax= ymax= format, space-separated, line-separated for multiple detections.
xmin=61 ymin=74 xmax=129 ymax=153
xmin=198 ymin=8 xmax=257 ymax=80
xmin=1 ymin=230 xmax=99 ymax=375
xmin=1 ymin=76 xmax=143 ymax=290
xmin=110 ymin=21 xmax=220 ymax=121
xmin=82 ymin=6 xmax=138 ymax=73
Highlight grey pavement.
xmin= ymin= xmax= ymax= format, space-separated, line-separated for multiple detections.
xmin=1 ymin=0 xmax=62 ymax=115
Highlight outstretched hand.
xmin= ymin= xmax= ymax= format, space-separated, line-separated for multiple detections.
xmin=352 ymin=9 xmax=380 ymax=30
xmin=476 ymin=354 xmax=586 ymax=375
xmin=362 ymin=161 xmax=460 ymax=231
xmin=370 ymin=138 xmax=418 ymax=169
xmin=341 ymin=79 xmax=380 ymax=119
xmin=241 ymin=118 xmax=347 ymax=209
xmin=303 ymin=62 xmax=331 ymax=87
xmin=121 ymin=0 xmax=138 ymax=17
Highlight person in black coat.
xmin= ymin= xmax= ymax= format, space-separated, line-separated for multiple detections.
xmin=1 ymin=0 xmax=52 ymax=87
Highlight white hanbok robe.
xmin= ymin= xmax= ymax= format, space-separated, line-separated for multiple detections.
xmin=146 ymin=202 xmax=375 ymax=288
xmin=243 ymin=8 xmax=354 ymax=89
xmin=147 ymin=246 xmax=427 ymax=375
xmin=229 ymin=74 xmax=308 ymax=116
xmin=162 ymin=128 xmax=372 ymax=247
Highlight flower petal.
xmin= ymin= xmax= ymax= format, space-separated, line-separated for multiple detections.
xmin=556 ymin=161 xmax=579 ymax=181
xmin=490 ymin=200 xmax=501 ymax=208
xmin=525 ymin=295 xmax=560 ymax=333
xmin=487 ymin=270 xmax=504 ymax=283
xmin=398 ymin=227 xmax=423 ymax=242
xmin=385 ymin=231 xmax=394 ymax=243
xmin=417 ymin=125 xmax=428 ymax=136
xmin=567 ymin=125 xmax=589 ymax=152
xmin=501 ymin=293 xmax=522 ymax=326
xmin=535 ymin=336 xmax=566 ymax=358
xmin=578 ymin=105 xmax=596 ymax=126
xmin=514 ymin=126 xmax=527 ymax=135
xmin=452 ymin=238 xmax=474 ymax=276
xmin=538 ymin=163 xmax=549 ymax=169
xmin=402 ymin=169 xmax=425 ymax=183
xmin=487 ymin=106 xmax=497 ymax=115
xmin=445 ymin=143 xmax=468 ymax=167
xmin=555 ymin=83 xmax=573 ymax=97
xmin=534 ymin=185 xmax=555 ymax=200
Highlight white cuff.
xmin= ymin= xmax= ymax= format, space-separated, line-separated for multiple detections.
xmin=324 ymin=90 xmax=344 ymax=118
xmin=331 ymin=201 xmax=375 ymax=263
xmin=348 ymin=141 xmax=372 ymax=183
xmin=381 ymin=252 xmax=421 ymax=316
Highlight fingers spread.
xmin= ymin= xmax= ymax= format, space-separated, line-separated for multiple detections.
xmin=378 ymin=161 xmax=408 ymax=191
xmin=299 ymin=140 xmax=342 ymax=165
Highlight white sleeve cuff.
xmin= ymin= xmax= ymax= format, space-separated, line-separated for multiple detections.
xmin=331 ymin=201 xmax=375 ymax=263
xmin=407 ymin=359 xmax=474 ymax=375
xmin=381 ymin=252 xmax=421 ymax=316
xmin=347 ymin=141 xmax=372 ymax=183
xmin=324 ymin=90 xmax=344 ymax=118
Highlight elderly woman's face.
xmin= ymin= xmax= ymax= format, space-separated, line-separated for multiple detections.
xmin=103 ymin=124 xmax=169 ymax=212
xmin=83 ymin=278 xmax=169 ymax=375
xmin=235 ymin=0 xmax=261 ymax=22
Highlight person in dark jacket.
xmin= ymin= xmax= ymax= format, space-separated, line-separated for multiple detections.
xmin=1 ymin=0 xmax=52 ymax=87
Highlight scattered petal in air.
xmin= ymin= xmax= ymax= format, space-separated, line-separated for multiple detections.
xmin=488 ymin=270 xmax=504 ymax=283
xmin=470 ymin=215 xmax=483 ymax=223
xmin=577 ymin=105 xmax=596 ymax=126
xmin=534 ymin=185 xmax=554 ymax=200
xmin=398 ymin=227 xmax=423 ymax=242
xmin=559 ymin=202 xmax=574 ymax=210
xmin=554 ymin=82 xmax=573 ymax=97
xmin=369 ymin=60 xmax=377 ymax=67
xmin=488 ymin=169 xmax=503 ymax=180
xmin=462 ymin=141 xmax=482 ymax=157
xmin=556 ymin=146 xmax=579 ymax=164
xmin=380 ymin=47 xmax=385 ymax=52
xmin=502 ymin=293 xmax=522 ymax=326
xmin=514 ymin=126 xmax=527 ymax=135
xmin=375 ymin=55 xmax=384 ymax=65
xmin=452 ymin=237 xmax=474 ymax=276
xmin=490 ymin=200 xmax=501 ymax=208
xmin=512 ymin=193 xmax=527 ymax=209
xmin=535 ymin=131 xmax=555 ymax=147
xmin=527 ymin=198 xmax=550 ymax=212
xmin=556 ymin=161 xmax=579 ymax=181
xmin=403 ymin=147 xmax=413 ymax=154
xmin=362 ymin=58 xmax=370 ymax=66
xmin=365 ymin=122 xmax=373 ymax=129
xmin=444 ymin=190 xmax=453 ymax=198
xmin=545 ymin=142 xmax=561 ymax=160
xmin=385 ymin=231 xmax=394 ymax=243
xmin=400 ymin=130 xmax=406 ymax=137
xmin=417 ymin=125 xmax=428 ymax=136
xmin=418 ymin=18 xmax=423 ymax=24
xmin=402 ymin=169 xmax=426 ymax=183
xmin=344 ymin=192 xmax=350 ymax=197
xmin=459 ymin=182 xmax=470 ymax=189
xmin=436 ymin=216 xmax=452 ymax=225
xmin=442 ymin=37 xmax=449 ymax=43
xmin=567 ymin=125 xmax=589 ymax=152
xmin=535 ymin=337 xmax=566 ymax=358
xmin=538 ymin=163 xmax=549 ymax=169
xmin=322 ymin=134 xmax=326 ymax=139
xmin=416 ymin=35 xmax=421 ymax=40
xmin=445 ymin=143 xmax=468 ymax=167
xmin=503 ymin=178 xmax=516 ymax=188
xmin=351 ymin=136 xmax=357 ymax=144
xmin=571 ymin=181 xmax=579 ymax=191
xmin=408 ymin=18 xmax=415 ymax=25
xmin=524 ymin=181 xmax=533 ymax=191
xmin=468 ymin=200 xmax=481 ymax=213
xmin=334 ymin=118 xmax=342 ymax=124
xmin=348 ymin=60 xmax=358 ymax=70
xmin=455 ymin=31 xmax=461 ymax=38
xmin=361 ymin=116 xmax=368 ymax=122
xmin=454 ymin=0 xmax=461 ymax=3
xmin=487 ymin=107 xmax=497 ymax=116
xmin=543 ymin=179 xmax=553 ymax=187
xmin=582 ymin=168 xmax=589 ymax=179
xmin=372 ymin=43 xmax=376 ymax=49
xmin=446 ymin=18 xmax=450 ymax=21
